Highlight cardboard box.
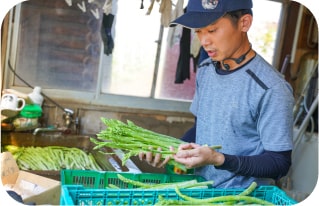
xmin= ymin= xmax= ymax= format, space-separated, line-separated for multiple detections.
xmin=1 ymin=152 xmax=60 ymax=205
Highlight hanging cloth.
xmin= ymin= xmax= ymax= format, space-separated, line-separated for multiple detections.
xmin=167 ymin=0 xmax=184 ymax=47
xmin=175 ymin=26 xmax=191 ymax=83
xmin=190 ymin=34 xmax=201 ymax=59
xmin=146 ymin=0 xmax=157 ymax=15
xmin=159 ymin=0 xmax=172 ymax=27
xmin=100 ymin=13 xmax=115 ymax=55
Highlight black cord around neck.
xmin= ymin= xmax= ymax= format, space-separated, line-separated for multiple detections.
xmin=221 ymin=44 xmax=252 ymax=71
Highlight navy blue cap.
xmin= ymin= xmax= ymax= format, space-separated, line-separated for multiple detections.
xmin=170 ymin=0 xmax=253 ymax=28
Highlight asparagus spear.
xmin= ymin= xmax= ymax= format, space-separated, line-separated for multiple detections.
xmin=174 ymin=184 xmax=274 ymax=205
xmin=115 ymin=174 xmax=213 ymax=189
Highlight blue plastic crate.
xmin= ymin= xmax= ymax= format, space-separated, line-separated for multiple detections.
xmin=60 ymin=185 xmax=297 ymax=205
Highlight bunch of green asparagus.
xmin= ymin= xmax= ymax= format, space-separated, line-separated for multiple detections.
xmin=91 ymin=118 xmax=221 ymax=172
xmin=4 ymin=145 xmax=102 ymax=171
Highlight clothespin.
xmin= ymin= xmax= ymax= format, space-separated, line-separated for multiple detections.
xmin=77 ymin=1 xmax=86 ymax=12
xmin=65 ymin=0 xmax=72 ymax=6
xmin=91 ymin=8 xmax=100 ymax=19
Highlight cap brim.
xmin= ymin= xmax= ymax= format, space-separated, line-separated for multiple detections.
xmin=169 ymin=12 xmax=224 ymax=28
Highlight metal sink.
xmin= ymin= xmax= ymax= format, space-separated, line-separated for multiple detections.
xmin=1 ymin=132 xmax=94 ymax=150
xmin=1 ymin=132 xmax=140 ymax=180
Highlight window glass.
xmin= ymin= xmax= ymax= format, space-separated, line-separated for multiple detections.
xmin=249 ymin=0 xmax=282 ymax=63
xmin=154 ymin=27 xmax=196 ymax=101
xmin=14 ymin=0 xmax=101 ymax=92
xmin=101 ymin=0 xmax=160 ymax=97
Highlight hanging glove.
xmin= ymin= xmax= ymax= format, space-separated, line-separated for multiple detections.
xmin=100 ymin=13 xmax=114 ymax=55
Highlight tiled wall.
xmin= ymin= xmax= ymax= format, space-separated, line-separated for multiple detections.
xmin=41 ymin=101 xmax=194 ymax=137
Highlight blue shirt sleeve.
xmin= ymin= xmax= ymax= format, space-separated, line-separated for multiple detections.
xmin=181 ymin=118 xmax=291 ymax=180
xmin=215 ymin=150 xmax=292 ymax=180
xmin=181 ymin=118 xmax=196 ymax=143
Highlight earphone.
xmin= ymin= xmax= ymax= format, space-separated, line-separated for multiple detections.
xmin=221 ymin=45 xmax=252 ymax=70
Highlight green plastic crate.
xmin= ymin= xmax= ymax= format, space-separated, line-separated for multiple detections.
xmin=61 ymin=169 xmax=207 ymax=189
xmin=60 ymin=185 xmax=297 ymax=205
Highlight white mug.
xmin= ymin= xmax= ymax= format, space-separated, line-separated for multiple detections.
xmin=1 ymin=93 xmax=25 ymax=111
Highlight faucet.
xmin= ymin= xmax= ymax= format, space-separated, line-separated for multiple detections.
xmin=63 ymin=108 xmax=81 ymax=134
xmin=32 ymin=127 xmax=70 ymax=135
xmin=32 ymin=108 xmax=80 ymax=135
xmin=63 ymin=108 xmax=74 ymax=128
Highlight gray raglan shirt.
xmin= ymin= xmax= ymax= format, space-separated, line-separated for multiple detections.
xmin=190 ymin=54 xmax=294 ymax=188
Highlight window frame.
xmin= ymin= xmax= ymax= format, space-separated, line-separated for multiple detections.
xmin=3 ymin=0 xmax=286 ymax=113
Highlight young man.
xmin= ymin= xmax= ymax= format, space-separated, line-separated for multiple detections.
xmin=139 ymin=0 xmax=294 ymax=188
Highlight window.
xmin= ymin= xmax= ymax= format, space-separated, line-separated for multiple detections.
xmin=4 ymin=0 xmax=283 ymax=111
xmin=249 ymin=0 xmax=283 ymax=63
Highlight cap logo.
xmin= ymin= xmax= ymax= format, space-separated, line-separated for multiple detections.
xmin=202 ymin=0 xmax=219 ymax=9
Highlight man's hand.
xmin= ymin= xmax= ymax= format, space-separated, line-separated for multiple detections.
xmin=173 ymin=143 xmax=225 ymax=169
xmin=138 ymin=146 xmax=173 ymax=168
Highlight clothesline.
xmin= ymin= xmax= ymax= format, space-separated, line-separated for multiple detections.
xmin=64 ymin=0 xmax=182 ymax=27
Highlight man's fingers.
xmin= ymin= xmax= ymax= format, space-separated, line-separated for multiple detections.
xmin=145 ymin=146 xmax=156 ymax=164
xmin=146 ymin=151 xmax=153 ymax=163
xmin=138 ymin=147 xmax=172 ymax=168
xmin=158 ymin=155 xmax=171 ymax=168
xmin=175 ymin=149 xmax=191 ymax=158
xmin=138 ymin=152 xmax=145 ymax=161
xmin=152 ymin=148 xmax=162 ymax=167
